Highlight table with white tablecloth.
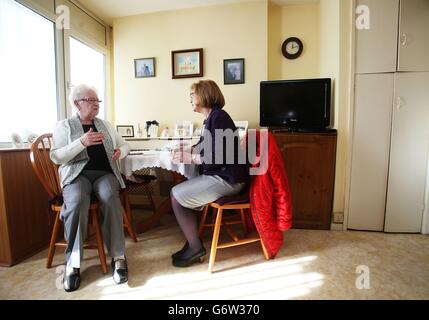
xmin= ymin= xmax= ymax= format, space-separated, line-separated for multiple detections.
xmin=120 ymin=150 xmax=199 ymax=181
xmin=120 ymin=150 xmax=199 ymax=233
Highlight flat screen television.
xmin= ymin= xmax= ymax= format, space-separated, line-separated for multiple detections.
xmin=260 ymin=78 xmax=331 ymax=130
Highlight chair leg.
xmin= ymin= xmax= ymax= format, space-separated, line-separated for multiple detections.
xmin=225 ymin=223 xmax=240 ymax=242
xmin=123 ymin=207 xmax=138 ymax=243
xmin=198 ymin=205 xmax=209 ymax=237
xmin=46 ymin=211 xmax=61 ymax=268
xmin=210 ymin=207 xmax=216 ymax=224
xmin=121 ymin=190 xmax=133 ymax=224
xmin=121 ymin=190 xmax=138 ymax=243
xmin=239 ymin=209 xmax=247 ymax=236
xmin=261 ymin=240 xmax=270 ymax=260
xmin=143 ymin=184 xmax=156 ymax=213
xmin=208 ymin=208 xmax=223 ymax=273
xmin=91 ymin=208 xmax=108 ymax=274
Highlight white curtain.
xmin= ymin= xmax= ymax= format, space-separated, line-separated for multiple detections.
xmin=0 ymin=0 xmax=57 ymax=142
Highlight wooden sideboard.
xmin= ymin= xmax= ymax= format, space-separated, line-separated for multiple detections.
xmin=272 ymin=130 xmax=337 ymax=230
xmin=0 ymin=148 xmax=51 ymax=266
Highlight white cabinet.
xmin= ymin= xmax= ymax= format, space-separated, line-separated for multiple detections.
xmin=356 ymin=0 xmax=429 ymax=73
xmin=349 ymin=73 xmax=429 ymax=233
xmin=397 ymin=0 xmax=429 ymax=72
xmin=355 ymin=0 xmax=399 ymax=74
xmin=349 ymin=0 xmax=429 ymax=233
xmin=348 ymin=74 xmax=394 ymax=231
xmin=385 ymin=72 xmax=429 ymax=232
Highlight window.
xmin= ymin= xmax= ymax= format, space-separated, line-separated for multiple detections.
xmin=69 ymin=36 xmax=106 ymax=119
xmin=0 ymin=0 xmax=57 ymax=142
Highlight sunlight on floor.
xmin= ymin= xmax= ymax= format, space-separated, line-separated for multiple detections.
xmin=97 ymin=255 xmax=324 ymax=300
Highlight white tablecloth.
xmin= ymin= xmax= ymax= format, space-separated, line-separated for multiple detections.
xmin=120 ymin=151 xmax=199 ymax=180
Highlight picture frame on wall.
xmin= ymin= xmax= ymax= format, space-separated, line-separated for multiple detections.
xmin=172 ymin=48 xmax=203 ymax=79
xmin=116 ymin=125 xmax=134 ymax=138
xmin=224 ymin=58 xmax=245 ymax=85
xmin=135 ymin=57 xmax=156 ymax=78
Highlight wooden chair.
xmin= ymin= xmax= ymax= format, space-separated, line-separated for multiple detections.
xmin=121 ymin=172 xmax=157 ymax=238
xmin=29 ymin=134 xmax=134 ymax=273
xmin=199 ymin=193 xmax=270 ymax=273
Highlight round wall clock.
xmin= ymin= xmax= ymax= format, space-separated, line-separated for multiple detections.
xmin=282 ymin=37 xmax=303 ymax=60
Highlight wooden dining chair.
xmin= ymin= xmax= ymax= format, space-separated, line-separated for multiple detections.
xmin=199 ymin=193 xmax=269 ymax=273
xmin=121 ymin=171 xmax=157 ymax=240
xmin=29 ymin=134 xmax=135 ymax=272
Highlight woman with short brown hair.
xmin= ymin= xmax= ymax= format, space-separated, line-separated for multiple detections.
xmin=170 ymin=80 xmax=248 ymax=267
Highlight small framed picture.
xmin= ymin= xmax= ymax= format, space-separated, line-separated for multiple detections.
xmin=224 ymin=58 xmax=245 ymax=85
xmin=116 ymin=125 xmax=134 ymax=138
xmin=174 ymin=121 xmax=193 ymax=138
xmin=135 ymin=57 xmax=156 ymax=78
xmin=172 ymin=48 xmax=203 ymax=79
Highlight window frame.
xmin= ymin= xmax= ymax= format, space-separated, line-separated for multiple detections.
xmin=0 ymin=0 xmax=62 ymax=143
xmin=4 ymin=0 xmax=112 ymax=137
xmin=63 ymin=29 xmax=109 ymax=119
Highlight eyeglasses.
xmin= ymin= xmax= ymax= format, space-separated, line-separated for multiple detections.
xmin=79 ymin=98 xmax=102 ymax=104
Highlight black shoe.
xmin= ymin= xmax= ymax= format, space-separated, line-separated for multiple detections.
xmin=172 ymin=246 xmax=206 ymax=268
xmin=111 ymin=258 xmax=128 ymax=284
xmin=63 ymin=268 xmax=80 ymax=292
xmin=171 ymin=238 xmax=204 ymax=260
xmin=171 ymin=242 xmax=189 ymax=260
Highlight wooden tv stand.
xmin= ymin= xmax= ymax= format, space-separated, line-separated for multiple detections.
xmin=271 ymin=129 xmax=337 ymax=230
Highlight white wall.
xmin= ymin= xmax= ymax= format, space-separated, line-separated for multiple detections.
xmin=318 ymin=0 xmax=353 ymax=215
xmin=268 ymin=3 xmax=320 ymax=80
xmin=112 ymin=0 xmax=353 ymax=217
xmin=113 ymin=1 xmax=268 ymax=131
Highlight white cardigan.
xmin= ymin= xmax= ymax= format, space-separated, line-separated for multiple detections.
xmin=50 ymin=118 xmax=130 ymax=188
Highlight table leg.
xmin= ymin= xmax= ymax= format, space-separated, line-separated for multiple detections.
xmin=135 ymin=198 xmax=172 ymax=234
xmin=134 ymin=171 xmax=186 ymax=234
xmin=172 ymin=171 xmax=186 ymax=184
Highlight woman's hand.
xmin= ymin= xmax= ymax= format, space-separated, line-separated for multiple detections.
xmin=80 ymin=128 xmax=104 ymax=147
xmin=112 ymin=149 xmax=121 ymax=161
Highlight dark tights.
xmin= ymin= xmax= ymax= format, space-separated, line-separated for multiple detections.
xmin=171 ymin=194 xmax=204 ymax=259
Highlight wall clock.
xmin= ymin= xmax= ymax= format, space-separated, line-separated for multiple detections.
xmin=282 ymin=37 xmax=303 ymax=60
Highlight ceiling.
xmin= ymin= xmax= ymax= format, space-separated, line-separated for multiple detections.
xmin=78 ymin=0 xmax=319 ymax=25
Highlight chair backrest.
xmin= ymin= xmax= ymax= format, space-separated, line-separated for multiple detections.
xmin=30 ymin=133 xmax=61 ymax=198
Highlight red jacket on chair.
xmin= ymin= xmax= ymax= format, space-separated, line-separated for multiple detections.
xmin=246 ymin=130 xmax=293 ymax=259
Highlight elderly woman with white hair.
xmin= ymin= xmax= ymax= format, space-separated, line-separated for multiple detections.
xmin=50 ymin=84 xmax=130 ymax=292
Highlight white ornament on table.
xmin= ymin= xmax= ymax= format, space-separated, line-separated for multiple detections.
xmin=27 ymin=133 xmax=38 ymax=144
xmin=145 ymin=120 xmax=159 ymax=138
xmin=137 ymin=123 xmax=143 ymax=138
xmin=11 ymin=133 xmax=23 ymax=148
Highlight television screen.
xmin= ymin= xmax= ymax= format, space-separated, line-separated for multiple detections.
xmin=260 ymin=78 xmax=331 ymax=130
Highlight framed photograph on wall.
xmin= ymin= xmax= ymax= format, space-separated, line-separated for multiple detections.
xmin=224 ymin=58 xmax=245 ymax=85
xmin=135 ymin=57 xmax=156 ymax=78
xmin=172 ymin=48 xmax=203 ymax=79
xmin=116 ymin=125 xmax=134 ymax=138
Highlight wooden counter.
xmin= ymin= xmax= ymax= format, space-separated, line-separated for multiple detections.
xmin=0 ymin=148 xmax=51 ymax=266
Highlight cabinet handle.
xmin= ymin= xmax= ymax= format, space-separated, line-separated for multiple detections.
xmin=401 ymin=33 xmax=408 ymax=46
